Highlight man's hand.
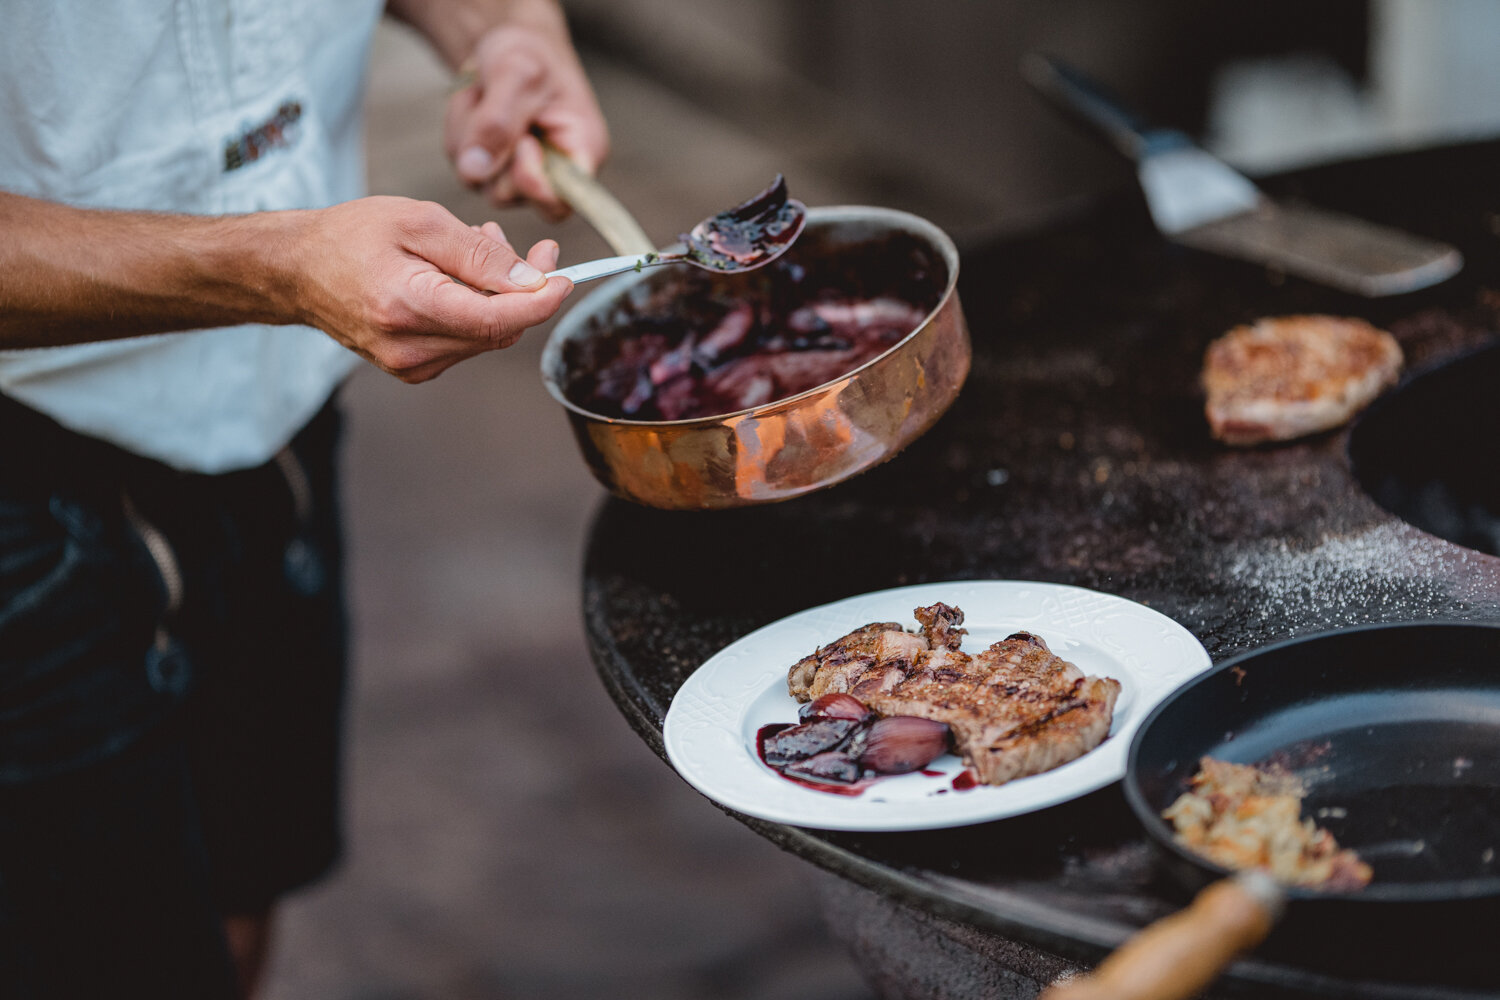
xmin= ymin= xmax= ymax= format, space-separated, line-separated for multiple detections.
xmin=390 ymin=0 xmax=609 ymax=219
xmin=289 ymin=197 xmax=572 ymax=382
xmin=0 ymin=192 xmax=572 ymax=383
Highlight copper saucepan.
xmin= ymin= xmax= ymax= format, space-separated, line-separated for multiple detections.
xmin=539 ymin=206 xmax=970 ymax=510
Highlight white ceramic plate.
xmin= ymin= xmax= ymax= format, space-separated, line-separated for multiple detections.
xmin=663 ymin=580 xmax=1212 ymax=831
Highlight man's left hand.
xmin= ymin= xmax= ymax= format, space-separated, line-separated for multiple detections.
xmin=443 ymin=1 xmax=609 ymax=220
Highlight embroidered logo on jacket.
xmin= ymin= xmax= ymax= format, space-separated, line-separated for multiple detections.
xmin=224 ymin=101 xmax=303 ymax=172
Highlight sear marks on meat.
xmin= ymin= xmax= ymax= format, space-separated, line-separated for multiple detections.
xmin=914 ymin=602 xmax=966 ymax=650
xmin=786 ymin=621 xmax=928 ymax=703
xmin=785 ymin=604 xmax=1121 ymax=787
xmin=873 ymin=630 xmax=1120 ymax=787
xmin=1202 ymin=314 xmax=1403 ymax=446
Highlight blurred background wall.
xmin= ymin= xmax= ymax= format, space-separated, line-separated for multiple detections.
xmin=564 ymin=0 xmax=1500 ymax=241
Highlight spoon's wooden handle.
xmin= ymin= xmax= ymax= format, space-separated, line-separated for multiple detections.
xmin=1038 ymin=873 xmax=1282 ymax=1000
xmin=539 ymin=143 xmax=656 ymax=256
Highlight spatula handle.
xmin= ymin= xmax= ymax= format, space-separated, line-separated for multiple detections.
xmin=1020 ymin=53 xmax=1182 ymax=161
xmin=1037 ymin=872 xmax=1283 ymax=1000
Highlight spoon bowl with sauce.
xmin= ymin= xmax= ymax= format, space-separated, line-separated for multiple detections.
xmin=547 ymin=175 xmax=807 ymax=284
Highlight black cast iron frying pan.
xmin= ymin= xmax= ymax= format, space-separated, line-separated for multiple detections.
xmin=1045 ymin=621 xmax=1500 ymax=1000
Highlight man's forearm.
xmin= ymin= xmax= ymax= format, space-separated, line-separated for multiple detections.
xmin=0 ymin=192 xmax=304 ymax=349
xmin=384 ymin=0 xmax=569 ymax=70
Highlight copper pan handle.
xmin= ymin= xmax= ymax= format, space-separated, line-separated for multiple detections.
xmin=1039 ymin=872 xmax=1284 ymax=1000
xmin=539 ymin=142 xmax=656 ymax=256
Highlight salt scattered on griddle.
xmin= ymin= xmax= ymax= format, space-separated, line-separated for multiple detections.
xmin=1219 ymin=520 xmax=1500 ymax=638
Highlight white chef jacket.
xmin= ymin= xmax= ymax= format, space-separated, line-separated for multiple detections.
xmin=0 ymin=0 xmax=384 ymax=472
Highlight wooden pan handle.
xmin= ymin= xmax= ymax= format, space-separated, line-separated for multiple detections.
xmin=1039 ymin=872 xmax=1284 ymax=1000
xmin=539 ymin=143 xmax=656 ymax=257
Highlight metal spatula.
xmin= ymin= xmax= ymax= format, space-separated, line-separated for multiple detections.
xmin=1022 ymin=54 xmax=1463 ymax=297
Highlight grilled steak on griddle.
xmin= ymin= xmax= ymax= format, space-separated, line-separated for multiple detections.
xmin=1202 ymin=314 xmax=1403 ymax=446
xmin=785 ymin=604 xmax=1120 ymax=786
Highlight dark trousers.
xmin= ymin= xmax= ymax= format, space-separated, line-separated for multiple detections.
xmin=0 ymin=392 xmax=348 ymax=999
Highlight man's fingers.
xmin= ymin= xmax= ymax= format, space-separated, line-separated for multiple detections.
xmin=452 ymin=52 xmax=551 ymax=187
xmin=481 ymin=276 xmax=572 ymax=345
xmin=407 ymin=217 xmax=548 ymax=293
xmin=526 ymin=238 xmax=561 ymax=273
xmin=425 ymin=273 xmax=573 ymax=348
xmin=475 ymin=220 xmax=512 ymax=248
xmin=419 ymin=238 xmax=571 ymax=337
xmin=532 ymin=102 xmax=610 ymax=178
xmin=506 ymin=135 xmax=570 ymax=220
xmin=443 ymin=86 xmax=484 ymax=170
xmin=373 ymin=271 xmax=571 ymax=383
xmin=482 ymin=174 xmax=525 ymax=209
xmin=304 ymin=197 xmax=575 ymax=385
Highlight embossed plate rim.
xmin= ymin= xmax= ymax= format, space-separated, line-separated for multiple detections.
xmin=662 ymin=580 xmax=1212 ymax=831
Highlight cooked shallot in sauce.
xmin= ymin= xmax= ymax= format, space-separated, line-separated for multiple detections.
xmin=757 ymin=693 xmax=952 ymax=795
xmin=685 ymin=174 xmax=805 ymax=272
xmin=561 ymin=230 xmax=945 ymax=422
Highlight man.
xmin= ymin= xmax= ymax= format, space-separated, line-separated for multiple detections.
xmin=0 ymin=1 xmax=608 ymax=996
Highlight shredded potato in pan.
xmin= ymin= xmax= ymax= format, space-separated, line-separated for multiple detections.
xmin=1162 ymin=756 xmax=1373 ymax=891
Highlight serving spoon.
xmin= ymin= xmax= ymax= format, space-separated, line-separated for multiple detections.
xmin=545 ymin=174 xmax=807 ymax=285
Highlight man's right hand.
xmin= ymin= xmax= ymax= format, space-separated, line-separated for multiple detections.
xmin=287 ymin=196 xmax=572 ymax=383
xmin=0 ymin=192 xmax=573 ymax=383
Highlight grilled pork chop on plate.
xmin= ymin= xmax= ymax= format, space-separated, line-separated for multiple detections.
xmin=787 ymin=603 xmax=1121 ymax=786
